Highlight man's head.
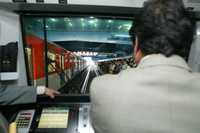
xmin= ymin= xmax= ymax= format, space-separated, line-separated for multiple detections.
xmin=129 ymin=0 xmax=195 ymax=64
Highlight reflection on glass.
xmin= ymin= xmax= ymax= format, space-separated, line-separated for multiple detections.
xmin=22 ymin=16 xmax=135 ymax=94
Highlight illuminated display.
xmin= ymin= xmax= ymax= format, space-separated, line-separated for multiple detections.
xmin=38 ymin=107 xmax=69 ymax=128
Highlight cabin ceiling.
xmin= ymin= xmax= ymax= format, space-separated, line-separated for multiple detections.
xmin=68 ymin=0 xmax=145 ymax=8
xmin=0 ymin=0 xmax=199 ymax=12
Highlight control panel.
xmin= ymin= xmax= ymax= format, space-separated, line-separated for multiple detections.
xmin=13 ymin=96 xmax=93 ymax=133
xmin=15 ymin=110 xmax=35 ymax=133
xmin=28 ymin=103 xmax=94 ymax=133
xmin=78 ymin=104 xmax=94 ymax=133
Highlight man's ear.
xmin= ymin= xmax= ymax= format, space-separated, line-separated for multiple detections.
xmin=134 ymin=37 xmax=143 ymax=64
xmin=134 ymin=37 xmax=139 ymax=57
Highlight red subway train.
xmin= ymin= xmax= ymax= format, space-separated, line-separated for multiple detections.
xmin=25 ymin=34 xmax=86 ymax=89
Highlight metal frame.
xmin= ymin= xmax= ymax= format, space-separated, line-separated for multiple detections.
xmin=0 ymin=2 xmax=141 ymax=17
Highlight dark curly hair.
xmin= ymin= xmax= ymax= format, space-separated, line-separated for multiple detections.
xmin=129 ymin=0 xmax=195 ymax=58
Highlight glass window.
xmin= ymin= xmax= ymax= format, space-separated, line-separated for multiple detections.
xmin=22 ymin=16 xmax=134 ymax=94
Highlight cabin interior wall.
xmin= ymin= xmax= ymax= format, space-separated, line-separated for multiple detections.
xmin=0 ymin=10 xmax=27 ymax=86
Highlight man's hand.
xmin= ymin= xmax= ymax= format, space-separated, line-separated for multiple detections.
xmin=44 ymin=88 xmax=60 ymax=99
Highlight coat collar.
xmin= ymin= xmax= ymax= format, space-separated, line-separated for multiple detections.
xmin=137 ymin=54 xmax=192 ymax=72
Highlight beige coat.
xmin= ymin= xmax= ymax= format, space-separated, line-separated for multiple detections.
xmin=90 ymin=54 xmax=200 ymax=133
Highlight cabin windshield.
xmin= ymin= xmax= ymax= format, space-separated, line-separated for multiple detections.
xmin=24 ymin=17 xmax=133 ymax=61
xmin=22 ymin=16 xmax=134 ymax=94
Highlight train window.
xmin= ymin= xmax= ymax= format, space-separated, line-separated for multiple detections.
xmin=22 ymin=16 xmax=135 ymax=94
